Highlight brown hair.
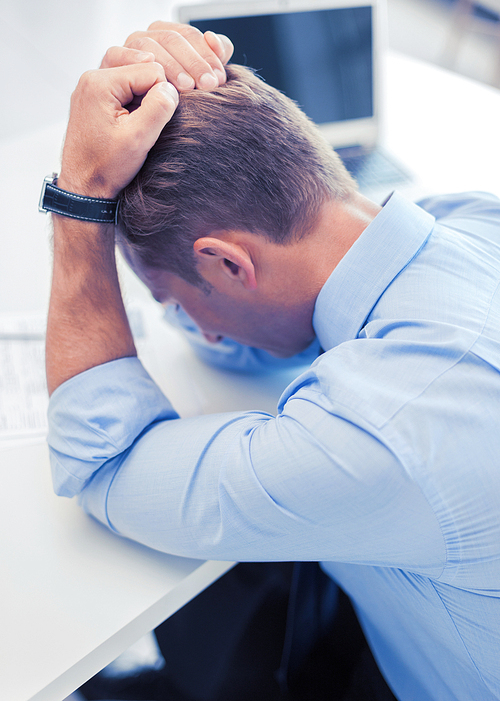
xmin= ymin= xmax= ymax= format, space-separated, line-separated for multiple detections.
xmin=118 ymin=64 xmax=356 ymax=286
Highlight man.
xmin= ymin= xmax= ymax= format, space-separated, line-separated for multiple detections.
xmin=45 ymin=21 xmax=500 ymax=701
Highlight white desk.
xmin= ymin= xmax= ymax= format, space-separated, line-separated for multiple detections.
xmin=0 ymin=302 xmax=302 ymax=701
xmin=1 ymin=50 xmax=500 ymax=701
xmin=383 ymin=51 xmax=500 ymax=197
xmin=0 ymin=443 xmax=234 ymax=701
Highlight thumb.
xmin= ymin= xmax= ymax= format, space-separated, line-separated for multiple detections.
xmin=128 ymin=80 xmax=179 ymax=145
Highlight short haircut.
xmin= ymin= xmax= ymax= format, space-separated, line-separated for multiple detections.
xmin=118 ymin=64 xmax=357 ymax=286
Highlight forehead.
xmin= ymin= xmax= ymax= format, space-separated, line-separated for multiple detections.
xmin=118 ymin=241 xmax=169 ymax=293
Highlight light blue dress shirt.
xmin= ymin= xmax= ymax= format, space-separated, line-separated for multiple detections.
xmin=48 ymin=191 xmax=500 ymax=701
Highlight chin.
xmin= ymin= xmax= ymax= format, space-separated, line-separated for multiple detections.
xmin=260 ymin=329 xmax=315 ymax=359
xmin=264 ymin=343 xmax=309 ymax=359
xmin=266 ymin=349 xmax=295 ymax=358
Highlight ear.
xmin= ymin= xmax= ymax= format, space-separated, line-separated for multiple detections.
xmin=193 ymin=236 xmax=257 ymax=290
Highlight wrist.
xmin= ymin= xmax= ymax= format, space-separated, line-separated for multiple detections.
xmin=39 ymin=174 xmax=119 ymax=225
xmin=51 ymin=215 xmax=116 ymax=268
xmin=57 ymin=172 xmax=117 ymax=200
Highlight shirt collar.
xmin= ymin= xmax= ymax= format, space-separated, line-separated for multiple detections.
xmin=312 ymin=191 xmax=435 ymax=351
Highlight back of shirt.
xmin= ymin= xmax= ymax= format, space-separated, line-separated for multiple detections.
xmin=315 ymin=193 xmax=500 ymax=700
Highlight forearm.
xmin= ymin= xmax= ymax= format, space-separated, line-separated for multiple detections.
xmin=46 ymin=214 xmax=136 ymax=395
xmin=44 ymin=27 xmax=233 ymax=394
xmin=44 ymin=62 xmax=178 ymax=396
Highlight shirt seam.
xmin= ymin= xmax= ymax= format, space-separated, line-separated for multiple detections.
xmin=379 ymin=274 xmax=500 ymax=429
xmin=284 ymin=388 xmax=448 ymax=577
xmin=430 ymin=580 xmax=493 ymax=694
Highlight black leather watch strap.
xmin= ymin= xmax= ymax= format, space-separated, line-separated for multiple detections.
xmin=39 ymin=174 xmax=119 ymax=224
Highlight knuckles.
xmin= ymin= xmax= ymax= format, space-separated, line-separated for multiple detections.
xmin=70 ymin=69 xmax=102 ymax=111
xmin=146 ymin=20 xmax=200 ymax=36
xmin=125 ymin=35 xmax=154 ymax=52
xmin=125 ymin=30 xmax=144 ymax=46
xmin=100 ymin=45 xmax=123 ymax=67
xmin=147 ymin=20 xmax=170 ymax=31
xmin=77 ymin=62 xmax=165 ymax=93
xmin=77 ymin=69 xmax=101 ymax=91
xmin=128 ymin=24 xmax=204 ymax=51
xmin=149 ymin=29 xmax=187 ymax=48
xmin=180 ymin=25 xmax=203 ymax=41
xmin=126 ymin=29 xmax=184 ymax=55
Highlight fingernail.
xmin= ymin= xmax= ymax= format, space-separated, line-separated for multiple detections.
xmin=219 ymin=34 xmax=234 ymax=55
xmin=159 ymin=81 xmax=179 ymax=104
xmin=214 ymin=68 xmax=226 ymax=85
xmin=206 ymin=30 xmax=223 ymax=53
xmin=177 ymin=72 xmax=195 ymax=90
xmin=199 ymin=72 xmax=218 ymax=90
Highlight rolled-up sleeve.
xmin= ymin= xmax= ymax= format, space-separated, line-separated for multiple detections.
xmin=48 ymin=357 xmax=178 ymax=497
xmin=47 ymin=354 xmax=444 ymax=572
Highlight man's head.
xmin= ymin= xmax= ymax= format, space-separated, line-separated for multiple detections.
xmin=117 ymin=64 xmax=376 ymax=357
xmin=117 ymin=63 xmax=357 ymax=288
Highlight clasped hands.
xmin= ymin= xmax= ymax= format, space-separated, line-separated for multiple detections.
xmin=59 ymin=21 xmax=234 ymax=200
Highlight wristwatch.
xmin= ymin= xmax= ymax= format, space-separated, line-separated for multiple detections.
xmin=39 ymin=173 xmax=119 ymax=224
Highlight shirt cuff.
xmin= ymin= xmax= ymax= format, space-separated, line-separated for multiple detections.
xmin=47 ymin=356 xmax=178 ymax=497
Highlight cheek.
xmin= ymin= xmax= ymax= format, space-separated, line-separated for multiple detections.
xmin=178 ymin=298 xmax=224 ymax=332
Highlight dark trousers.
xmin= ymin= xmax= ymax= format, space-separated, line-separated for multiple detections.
xmin=81 ymin=562 xmax=397 ymax=701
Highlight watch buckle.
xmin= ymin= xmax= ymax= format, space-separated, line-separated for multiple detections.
xmin=38 ymin=173 xmax=57 ymax=214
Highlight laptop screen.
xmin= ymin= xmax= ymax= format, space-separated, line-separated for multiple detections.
xmin=188 ymin=6 xmax=373 ymax=126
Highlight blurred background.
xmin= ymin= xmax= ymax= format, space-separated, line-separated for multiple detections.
xmin=1 ymin=0 xmax=499 ymax=142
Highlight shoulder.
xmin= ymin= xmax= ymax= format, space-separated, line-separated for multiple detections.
xmin=416 ymin=191 xmax=500 ymax=222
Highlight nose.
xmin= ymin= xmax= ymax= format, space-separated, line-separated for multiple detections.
xmin=203 ymin=332 xmax=224 ymax=344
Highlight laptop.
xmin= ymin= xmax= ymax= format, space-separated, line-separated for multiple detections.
xmin=174 ymin=0 xmax=415 ymax=202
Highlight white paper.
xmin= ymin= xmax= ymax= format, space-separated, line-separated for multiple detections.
xmin=0 ymin=308 xmax=149 ymax=448
xmin=0 ymin=313 xmax=48 ymax=445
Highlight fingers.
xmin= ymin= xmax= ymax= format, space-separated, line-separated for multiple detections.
xmin=63 ymin=63 xmax=179 ymax=198
xmin=127 ymin=29 xmax=221 ymax=90
xmin=101 ymin=46 xmax=155 ymax=69
xmin=106 ymin=21 xmax=234 ymax=92
xmin=203 ymin=30 xmax=234 ymax=65
xmin=149 ymin=21 xmax=234 ymax=66
xmin=125 ymin=22 xmax=231 ymax=91
xmin=127 ymin=80 xmax=179 ymax=146
xmin=109 ymin=63 xmax=180 ymax=151
xmin=129 ymin=80 xmax=179 ymax=126
xmin=103 ymin=61 xmax=170 ymax=108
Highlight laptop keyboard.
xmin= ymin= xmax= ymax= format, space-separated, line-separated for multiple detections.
xmin=338 ymin=147 xmax=411 ymax=191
